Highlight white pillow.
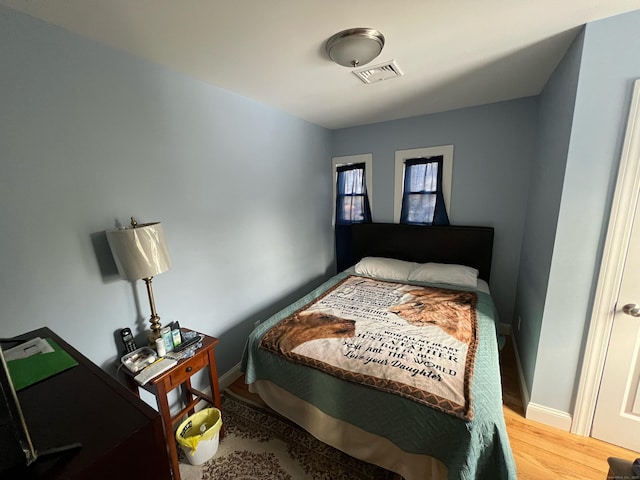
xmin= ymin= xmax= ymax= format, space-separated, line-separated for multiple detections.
xmin=408 ymin=262 xmax=479 ymax=288
xmin=354 ymin=257 xmax=417 ymax=281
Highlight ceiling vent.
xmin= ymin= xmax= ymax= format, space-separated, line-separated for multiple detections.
xmin=352 ymin=60 xmax=403 ymax=84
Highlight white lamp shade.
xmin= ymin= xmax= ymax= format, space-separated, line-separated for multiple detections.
xmin=106 ymin=222 xmax=171 ymax=281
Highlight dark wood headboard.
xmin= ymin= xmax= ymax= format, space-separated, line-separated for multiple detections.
xmin=351 ymin=223 xmax=494 ymax=282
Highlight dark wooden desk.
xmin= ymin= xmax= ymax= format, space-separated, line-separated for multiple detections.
xmin=125 ymin=330 xmax=222 ymax=480
xmin=3 ymin=327 xmax=172 ymax=480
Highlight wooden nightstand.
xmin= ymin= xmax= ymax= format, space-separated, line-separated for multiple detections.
xmin=124 ymin=330 xmax=222 ymax=480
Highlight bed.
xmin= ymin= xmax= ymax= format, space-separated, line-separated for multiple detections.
xmin=241 ymin=223 xmax=516 ymax=480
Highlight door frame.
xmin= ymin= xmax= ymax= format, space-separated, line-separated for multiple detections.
xmin=572 ymin=79 xmax=640 ymax=435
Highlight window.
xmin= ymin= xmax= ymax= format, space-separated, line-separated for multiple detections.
xmin=394 ymin=145 xmax=453 ymax=223
xmin=335 ymin=164 xmax=371 ymax=224
xmin=332 ymin=154 xmax=373 ymax=271
xmin=400 ymin=157 xmax=449 ymax=224
xmin=332 ymin=154 xmax=373 ymax=225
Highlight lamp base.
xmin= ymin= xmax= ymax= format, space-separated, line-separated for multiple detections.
xmin=147 ymin=330 xmax=162 ymax=346
xmin=147 ymin=314 xmax=163 ymax=345
xmin=143 ymin=277 xmax=163 ymax=345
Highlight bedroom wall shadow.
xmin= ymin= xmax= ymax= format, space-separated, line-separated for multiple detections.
xmin=90 ymin=231 xmax=120 ymax=283
xmin=213 ymin=272 xmax=334 ymax=380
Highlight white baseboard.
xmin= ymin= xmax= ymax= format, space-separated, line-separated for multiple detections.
xmin=219 ymin=362 xmax=242 ymax=390
xmin=509 ymin=336 xmax=572 ymax=431
xmin=526 ymin=402 xmax=572 ymax=431
xmin=510 ymin=334 xmax=531 ymax=408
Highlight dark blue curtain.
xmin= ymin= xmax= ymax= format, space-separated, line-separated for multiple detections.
xmin=400 ymin=156 xmax=449 ymax=225
xmin=335 ymin=163 xmax=372 ymax=271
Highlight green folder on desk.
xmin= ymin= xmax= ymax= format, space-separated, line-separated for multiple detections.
xmin=6 ymin=338 xmax=78 ymax=391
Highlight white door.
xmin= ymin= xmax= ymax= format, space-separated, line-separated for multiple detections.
xmin=590 ymin=85 xmax=640 ymax=451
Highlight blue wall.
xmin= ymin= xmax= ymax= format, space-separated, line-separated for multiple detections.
xmin=0 ymin=7 xmax=333 ymax=376
xmin=524 ymin=9 xmax=640 ymax=413
xmin=4 ymin=3 xmax=640 ymax=422
xmin=513 ymin=30 xmax=583 ymax=402
xmin=332 ymin=99 xmax=539 ymax=325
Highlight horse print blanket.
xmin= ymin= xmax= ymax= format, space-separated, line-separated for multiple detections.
xmin=260 ymin=275 xmax=479 ymax=420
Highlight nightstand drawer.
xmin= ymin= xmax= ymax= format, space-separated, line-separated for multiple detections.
xmin=168 ymin=354 xmax=206 ymax=387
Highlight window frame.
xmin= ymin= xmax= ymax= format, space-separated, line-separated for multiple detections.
xmin=332 ymin=154 xmax=373 ymax=226
xmin=393 ymin=145 xmax=453 ymax=223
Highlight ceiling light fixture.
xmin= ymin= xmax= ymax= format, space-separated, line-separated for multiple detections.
xmin=325 ymin=28 xmax=385 ymax=68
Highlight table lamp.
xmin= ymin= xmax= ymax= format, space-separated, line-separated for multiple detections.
xmin=106 ymin=217 xmax=172 ymax=343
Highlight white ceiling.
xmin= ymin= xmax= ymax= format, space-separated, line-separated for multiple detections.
xmin=2 ymin=0 xmax=640 ymax=129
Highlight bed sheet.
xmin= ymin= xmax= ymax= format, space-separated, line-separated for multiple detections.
xmin=241 ymin=270 xmax=516 ymax=480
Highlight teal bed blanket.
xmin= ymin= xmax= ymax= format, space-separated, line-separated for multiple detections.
xmin=242 ymin=271 xmax=517 ymax=480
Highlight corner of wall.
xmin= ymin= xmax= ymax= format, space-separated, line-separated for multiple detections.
xmin=219 ymin=363 xmax=242 ymax=389
xmin=510 ymin=334 xmax=573 ymax=431
xmin=509 ymin=333 xmax=531 ymax=409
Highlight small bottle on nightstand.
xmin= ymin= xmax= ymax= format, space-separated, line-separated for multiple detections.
xmin=155 ymin=337 xmax=167 ymax=357
xmin=161 ymin=326 xmax=174 ymax=353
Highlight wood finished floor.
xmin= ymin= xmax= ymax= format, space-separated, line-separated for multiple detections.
xmin=230 ymin=337 xmax=639 ymax=479
xmin=500 ymin=337 xmax=638 ymax=479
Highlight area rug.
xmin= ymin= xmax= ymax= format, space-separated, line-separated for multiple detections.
xmin=179 ymin=391 xmax=402 ymax=480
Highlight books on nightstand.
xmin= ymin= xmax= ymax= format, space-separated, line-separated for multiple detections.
xmin=133 ymin=358 xmax=177 ymax=385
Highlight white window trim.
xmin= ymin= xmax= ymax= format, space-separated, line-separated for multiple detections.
xmin=332 ymin=154 xmax=373 ymax=226
xmin=393 ymin=145 xmax=453 ymax=223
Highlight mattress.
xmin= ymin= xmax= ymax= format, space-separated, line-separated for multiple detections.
xmin=241 ymin=270 xmax=516 ymax=480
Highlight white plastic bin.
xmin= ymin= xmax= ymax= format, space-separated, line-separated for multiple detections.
xmin=175 ymin=408 xmax=222 ymax=465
